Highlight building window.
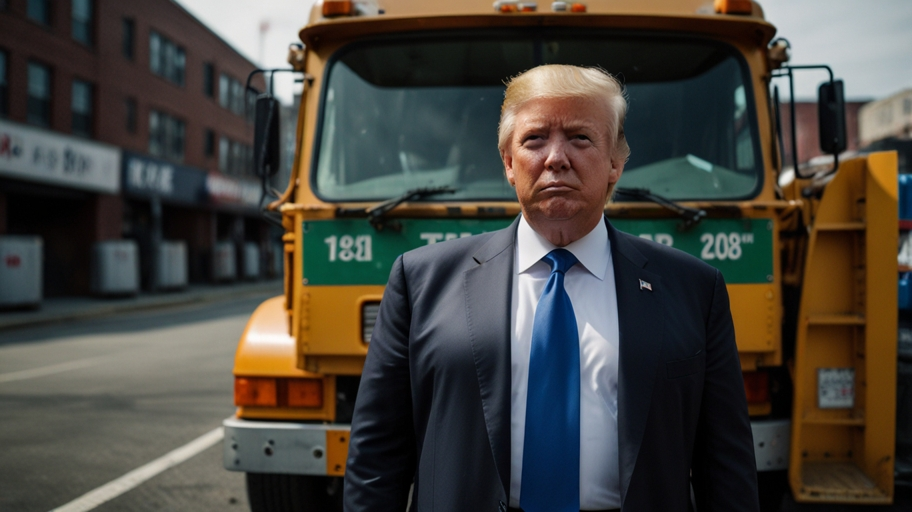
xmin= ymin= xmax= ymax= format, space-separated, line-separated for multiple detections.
xmin=150 ymin=32 xmax=160 ymax=72
xmin=204 ymin=129 xmax=215 ymax=157
xmin=232 ymin=80 xmax=243 ymax=114
xmin=203 ymin=62 xmax=215 ymax=98
xmin=27 ymin=0 xmax=50 ymax=25
xmin=149 ymin=31 xmax=185 ymax=86
xmin=72 ymin=0 xmax=93 ymax=45
xmin=149 ymin=110 xmax=185 ymax=162
xmin=219 ymin=137 xmax=229 ymax=171
xmin=0 ymin=51 xmax=7 ymax=117
xmin=27 ymin=61 xmax=51 ymax=127
xmin=125 ymin=97 xmax=137 ymax=133
xmin=219 ymin=73 xmax=250 ymax=118
xmin=219 ymin=74 xmax=229 ymax=107
xmin=71 ymin=80 xmax=93 ymax=137
xmin=246 ymin=89 xmax=257 ymax=123
xmin=219 ymin=136 xmax=252 ymax=176
xmin=904 ymin=97 xmax=912 ymax=116
xmin=122 ymin=18 xmax=135 ymax=60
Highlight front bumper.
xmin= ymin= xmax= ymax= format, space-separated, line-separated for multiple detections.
xmin=751 ymin=418 xmax=790 ymax=471
xmin=223 ymin=417 xmax=351 ymax=476
xmin=224 ymin=417 xmax=789 ymax=475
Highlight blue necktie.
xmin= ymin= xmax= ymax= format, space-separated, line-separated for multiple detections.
xmin=520 ymin=249 xmax=580 ymax=512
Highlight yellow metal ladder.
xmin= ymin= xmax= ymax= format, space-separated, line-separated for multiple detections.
xmin=789 ymin=152 xmax=898 ymax=504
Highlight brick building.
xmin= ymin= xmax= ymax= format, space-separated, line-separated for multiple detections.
xmin=0 ymin=0 xmax=270 ymax=297
xmin=777 ymin=100 xmax=867 ymax=169
xmin=859 ymin=88 xmax=912 ymax=146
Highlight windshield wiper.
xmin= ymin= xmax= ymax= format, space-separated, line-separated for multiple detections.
xmin=614 ymin=187 xmax=706 ymax=230
xmin=337 ymin=185 xmax=458 ymax=231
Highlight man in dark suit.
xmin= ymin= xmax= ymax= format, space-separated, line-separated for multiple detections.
xmin=344 ymin=65 xmax=759 ymax=512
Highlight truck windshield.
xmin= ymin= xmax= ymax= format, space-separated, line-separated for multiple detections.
xmin=313 ymin=31 xmax=762 ymax=202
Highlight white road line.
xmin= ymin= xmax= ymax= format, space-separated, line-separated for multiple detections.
xmin=50 ymin=427 xmax=225 ymax=512
xmin=0 ymin=357 xmax=106 ymax=384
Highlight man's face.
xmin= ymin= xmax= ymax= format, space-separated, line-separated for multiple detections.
xmin=502 ymin=96 xmax=624 ymax=233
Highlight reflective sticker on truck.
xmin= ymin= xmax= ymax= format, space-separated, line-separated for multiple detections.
xmin=302 ymin=218 xmax=773 ymax=286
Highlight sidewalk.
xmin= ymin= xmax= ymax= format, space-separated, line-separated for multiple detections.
xmin=0 ymin=279 xmax=283 ymax=332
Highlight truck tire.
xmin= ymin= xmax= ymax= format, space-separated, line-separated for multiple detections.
xmin=246 ymin=473 xmax=343 ymax=512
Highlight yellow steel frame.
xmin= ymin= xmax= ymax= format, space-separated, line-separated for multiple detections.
xmin=789 ymin=152 xmax=898 ymax=504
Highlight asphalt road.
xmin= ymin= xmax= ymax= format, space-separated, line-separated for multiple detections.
xmin=3 ymin=292 xmax=911 ymax=512
xmin=0 ymin=295 xmax=273 ymax=512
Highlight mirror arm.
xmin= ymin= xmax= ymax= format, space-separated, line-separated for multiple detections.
xmin=245 ymin=68 xmax=307 ymax=211
xmin=778 ymin=64 xmax=840 ymax=179
xmin=789 ymin=66 xmax=800 ymax=178
xmin=829 ymin=150 xmax=840 ymax=176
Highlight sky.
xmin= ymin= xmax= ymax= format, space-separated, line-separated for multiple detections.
xmin=175 ymin=0 xmax=912 ymax=103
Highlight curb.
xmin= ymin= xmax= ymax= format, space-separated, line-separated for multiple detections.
xmin=0 ymin=280 xmax=283 ymax=332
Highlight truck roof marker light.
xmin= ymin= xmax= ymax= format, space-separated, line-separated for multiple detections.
xmin=323 ymin=0 xmax=353 ymax=17
xmin=494 ymin=1 xmax=519 ymax=13
xmin=235 ymin=377 xmax=277 ymax=407
xmin=553 ymin=2 xmax=586 ymax=12
xmin=322 ymin=0 xmax=379 ymax=17
xmin=714 ymin=0 xmax=753 ymax=15
xmin=520 ymin=3 xmax=537 ymax=12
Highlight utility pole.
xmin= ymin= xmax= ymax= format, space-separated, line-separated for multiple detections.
xmin=258 ymin=19 xmax=270 ymax=68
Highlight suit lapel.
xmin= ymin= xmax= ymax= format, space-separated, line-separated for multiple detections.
xmin=607 ymin=219 xmax=665 ymax=506
xmin=463 ymin=218 xmax=518 ymax=498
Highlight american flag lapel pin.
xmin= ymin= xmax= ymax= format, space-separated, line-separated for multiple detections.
xmin=639 ymin=279 xmax=653 ymax=291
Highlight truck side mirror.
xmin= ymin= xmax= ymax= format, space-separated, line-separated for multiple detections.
xmin=254 ymin=94 xmax=281 ymax=177
xmin=818 ymin=79 xmax=847 ymax=155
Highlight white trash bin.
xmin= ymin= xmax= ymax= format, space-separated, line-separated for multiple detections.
xmin=157 ymin=241 xmax=188 ymax=290
xmin=243 ymin=242 xmax=260 ymax=280
xmin=91 ymin=240 xmax=139 ymax=295
xmin=213 ymin=241 xmax=236 ymax=282
xmin=0 ymin=235 xmax=43 ymax=307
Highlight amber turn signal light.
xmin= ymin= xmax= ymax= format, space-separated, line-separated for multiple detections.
xmin=234 ymin=377 xmax=324 ymax=408
xmin=287 ymin=378 xmax=324 ymax=407
xmin=742 ymin=371 xmax=770 ymax=404
xmin=235 ymin=377 xmax=278 ymax=407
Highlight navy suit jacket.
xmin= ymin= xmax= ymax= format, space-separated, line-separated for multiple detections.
xmin=344 ymin=216 xmax=759 ymax=512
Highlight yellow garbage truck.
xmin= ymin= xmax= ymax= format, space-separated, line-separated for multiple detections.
xmin=223 ymin=1 xmax=903 ymax=510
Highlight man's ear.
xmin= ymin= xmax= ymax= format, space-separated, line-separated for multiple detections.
xmin=608 ymin=156 xmax=625 ymax=185
xmin=502 ymin=149 xmax=516 ymax=186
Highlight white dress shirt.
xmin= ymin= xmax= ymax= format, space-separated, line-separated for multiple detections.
xmin=509 ymin=215 xmax=621 ymax=510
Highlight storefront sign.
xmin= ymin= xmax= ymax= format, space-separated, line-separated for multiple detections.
xmin=206 ymin=172 xmax=261 ymax=209
xmin=0 ymin=119 xmax=120 ymax=193
xmin=121 ymin=151 xmax=206 ymax=204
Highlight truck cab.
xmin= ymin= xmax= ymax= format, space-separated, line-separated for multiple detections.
xmin=224 ymin=1 xmax=900 ymax=510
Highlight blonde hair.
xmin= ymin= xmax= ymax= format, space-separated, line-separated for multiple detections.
xmin=498 ymin=65 xmax=630 ymax=162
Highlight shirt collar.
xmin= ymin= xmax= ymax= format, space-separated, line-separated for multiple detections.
xmin=516 ymin=214 xmax=611 ymax=281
